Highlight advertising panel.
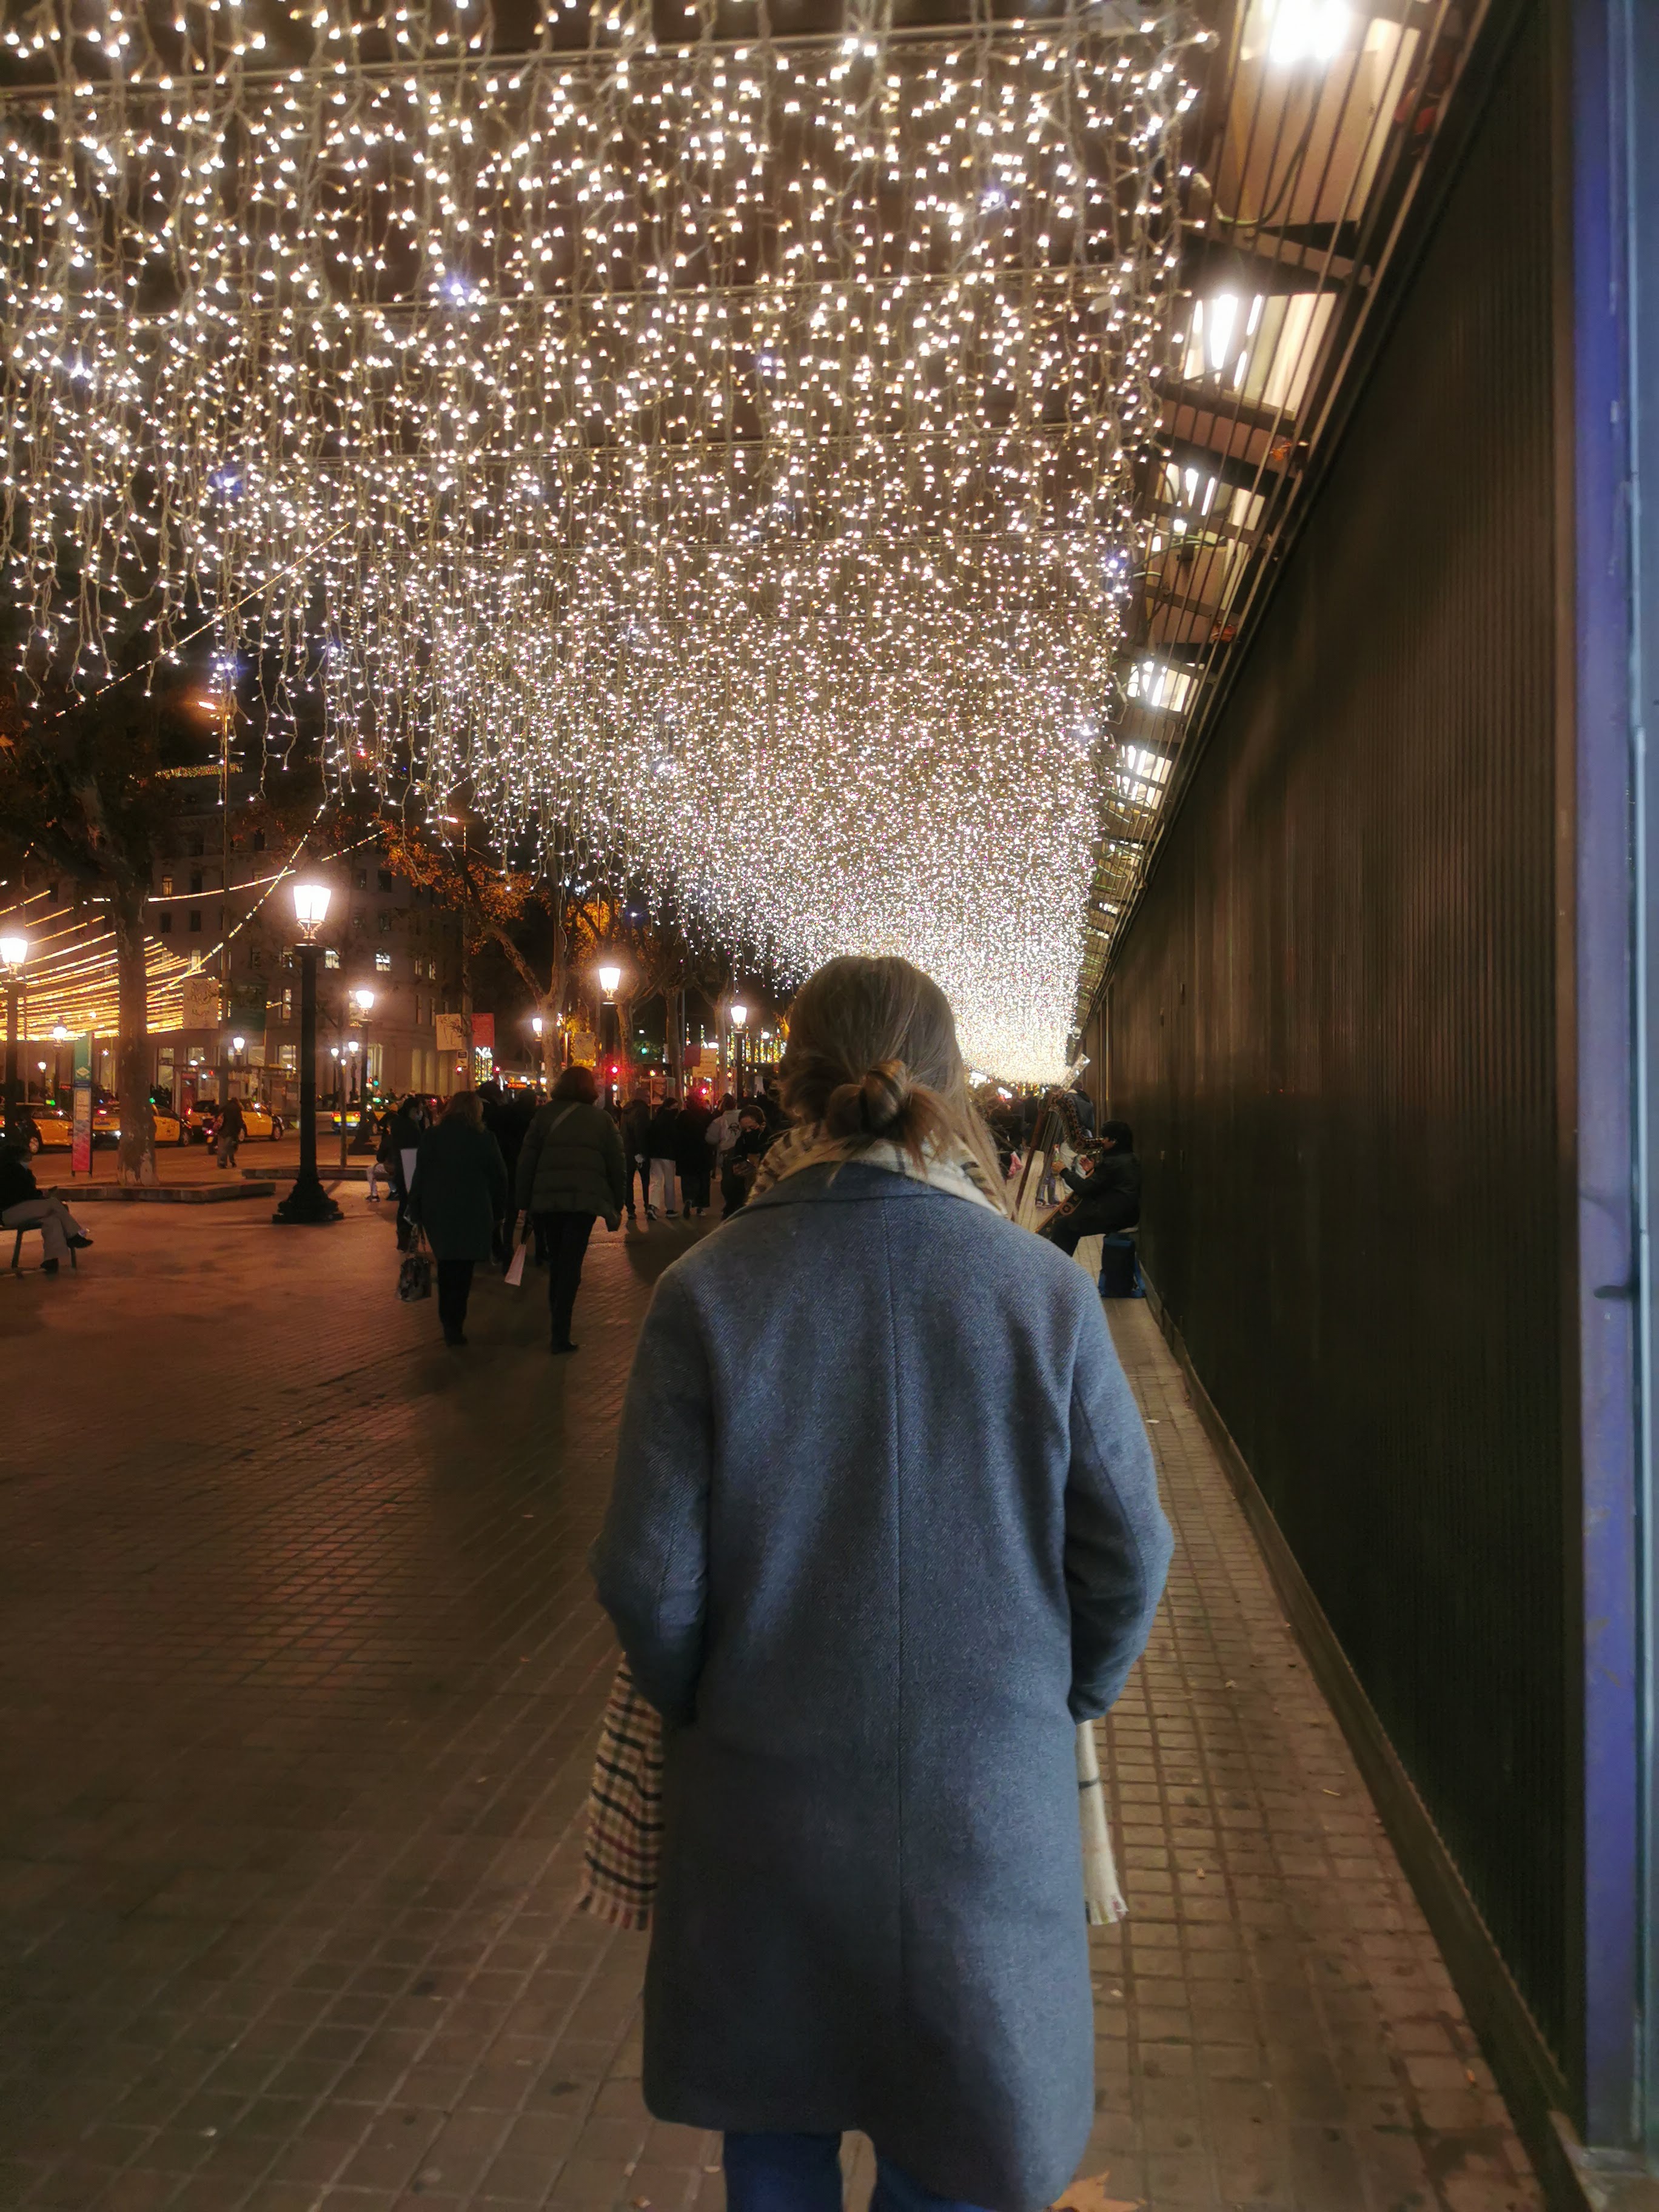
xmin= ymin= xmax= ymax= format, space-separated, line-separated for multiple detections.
xmin=71 ymin=1034 xmax=93 ymax=1175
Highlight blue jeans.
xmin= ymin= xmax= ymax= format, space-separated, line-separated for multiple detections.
xmin=723 ymin=2131 xmax=989 ymax=2212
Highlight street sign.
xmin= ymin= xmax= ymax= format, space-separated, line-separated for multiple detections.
xmin=180 ymin=974 xmax=221 ymax=1028
xmin=71 ymin=1034 xmax=93 ymax=1175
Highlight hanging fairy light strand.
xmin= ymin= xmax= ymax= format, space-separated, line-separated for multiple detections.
xmin=0 ymin=0 xmax=1196 ymax=1081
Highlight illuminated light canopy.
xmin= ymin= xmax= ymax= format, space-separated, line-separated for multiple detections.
xmin=0 ymin=3 xmax=1198 ymax=1079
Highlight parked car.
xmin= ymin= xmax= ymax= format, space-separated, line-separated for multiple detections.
xmin=92 ymin=1104 xmax=188 ymax=1146
xmin=11 ymin=1108 xmax=69 ymax=1154
xmin=187 ymin=1101 xmax=284 ymax=1142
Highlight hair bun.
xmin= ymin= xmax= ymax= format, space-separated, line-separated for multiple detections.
xmin=824 ymin=1059 xmax=910 ymax=1139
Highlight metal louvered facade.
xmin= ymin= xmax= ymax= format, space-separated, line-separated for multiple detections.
xmin=1100 ymin=0 xmax=1577 ymax=2090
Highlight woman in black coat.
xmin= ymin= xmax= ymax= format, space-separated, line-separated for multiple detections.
xmin=407 ymin=1092 xmax=508 ymax=1346
xmin=674 ymin=1096 xmax=714 ymax=1217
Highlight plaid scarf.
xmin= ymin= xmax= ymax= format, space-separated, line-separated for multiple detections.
xmin=747 ymin=1118 xmax=1007 ymax=1214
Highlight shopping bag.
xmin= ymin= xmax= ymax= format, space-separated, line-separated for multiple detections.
xmin=397 ymin=1234 xmax=433 ymax=1302
xmin=504 ymin=1233 xmax=528 ymax=1288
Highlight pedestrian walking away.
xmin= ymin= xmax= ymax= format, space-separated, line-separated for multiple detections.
xmin=387 ymin=1093 xmax=427 ymax=1250
xmin=515 ymin=1063 xmax=627 ymax=1353
xmin=621 ymin=1089 xmax=652 ymax=1225
xmin=0 ymin=1142 xmax=93 ymax=1275
xmin=215 ymin=1093 xmax=246 ymax=1169
xmin=645 ymin=1092 xmax=682 ymax=1218
xmin=406 ymin=1092 xmax=509 ymax=1346
xmin=591 ymin=953 xmax=1172 ymax=2212
xmin=674 ymin=1092 xmax=714 ymax=1216
xmin=705 ymin=1091 xmax=741 ymax=1206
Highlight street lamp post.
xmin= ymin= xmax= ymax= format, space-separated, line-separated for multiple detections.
xmin=597 ymin=962 xmax=622 ymax=1106
xmin=273 ymin=883 xmax=342 ymax=1225
xmin=0 ymin=933 xmax=27 ymax=1143
xmin=344 ymin=987 xmax=374 ymax=1169
xmin=729 ymin=999 xmax=748 ymax=1098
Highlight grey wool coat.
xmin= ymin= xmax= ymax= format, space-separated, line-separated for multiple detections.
xmin=516 ymin=1099 xmax=628 ymax=1222
xmin=591 ymin=1162 xmax=1173 ymax=2212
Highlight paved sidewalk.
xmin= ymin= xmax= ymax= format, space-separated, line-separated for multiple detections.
xmin=0 ymin=1206 xmax=1541 ymax=2212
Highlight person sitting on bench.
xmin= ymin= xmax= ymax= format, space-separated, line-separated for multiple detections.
xmin=1041 ymin=1119 xmax=1141 ymax=1257
xmin=1 ymin=1142 xmax=93 ymax=1276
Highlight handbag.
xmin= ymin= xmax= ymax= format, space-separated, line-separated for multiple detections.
xmin=503 ymin=1215 xmax=528 ymax=1288
xmin=397 ymin=1230 xmax=433 ymax=1302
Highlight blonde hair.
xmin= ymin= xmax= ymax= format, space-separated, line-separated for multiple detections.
xmin=780 ymin=956 xmax=1005 ymax=1208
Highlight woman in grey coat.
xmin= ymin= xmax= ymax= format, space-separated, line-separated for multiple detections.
xmin=592 ymin=956 xmax=1172 ymax=2212
xmin=515 ymin=1064 xmax=627 ymax=1353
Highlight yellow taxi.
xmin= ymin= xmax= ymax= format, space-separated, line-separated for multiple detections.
xmin=16 ymin=1107 xmax=70 ymax=1154
xmin=92 ymin=1103 xmax=189 ymax=1146
xmin=186 ymin=1100 xmax=285 ymax=1142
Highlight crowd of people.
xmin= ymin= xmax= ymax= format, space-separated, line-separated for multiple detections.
xmin=380 ymin=1071 xmax=800 ymax=1350
xmin=375 ymin=1056 xmax=1143 ymax=1358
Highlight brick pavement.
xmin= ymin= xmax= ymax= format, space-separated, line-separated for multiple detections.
xmin=0 ymin=1202 xmax=1541 ymax=2212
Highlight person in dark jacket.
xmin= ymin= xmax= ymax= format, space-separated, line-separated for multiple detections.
xmin=516 ymin=1064 xmax=628 ymax=1353
xmin=1042 ymin=1119 xmax=1141 ymax=1256
xmin=388 ymin=1094 xmax=427 ymax=1250
xmin=0 ymin=1144 xmax=92 ymax=1275
xmin=592 ymin=954 xmax=1170 ymax=2212
xmin=620 ymin=1090 xmax=652 ymax=1224
xmin=674 ymin=1096 xmax=714 ymax=1217
xmin=645 ymin=1094 xmax=682 ymax=1219
xmin=215 ymin=1093 xmax=246 ymax=1169
xmin=407 ymin=1091 xmax=508 ymax=1346
xmin=721 ymin=1101 xmax=773 ymax=1213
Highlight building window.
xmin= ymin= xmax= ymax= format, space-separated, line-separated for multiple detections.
xmin=275 ymin=1044 xmax=297 ymax=1073
xmin=354 ymin=868 xmax=368 ymax=890
xmin=377 ymin=868 xmax=394 ymax=893
xmin=324 ymin=948 xmax=340 ymax=970
xmin=280 ymin=988 xmax=293 ymax=1019
xmin=252 ymin=831 xmax=266 ymax=853
xmin=374 ymin=950 xmax=391 ymax=972
xmin=156 ymin=910 xmax=173 ymax=931
xmin=249 ymin=948 xmax=263 ymax=972
xmin=378 ymin=911 xmax=392 ymax=933
xmin=189 ymin=912 xmax=203 ymax=933
xmin=352 ymin=911 xmax=365 ymax=934
xmin=159 ymin=874 xmax=173 ymax=896
xmin=189 ymin=870 xmax=203 ymax=895
xmin=189 ymin=836 xmax=204 ymax=858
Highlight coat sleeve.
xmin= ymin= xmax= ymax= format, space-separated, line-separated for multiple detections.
xmin=515 ymin=1109 xmax=544 ymax=1215
xmin=406 ymin=1132 xmax=427 ymax=1222
xmin=590 ymin=1270 xmax=712 ymax=1726
xmin=486 ymin=1132 xmax=509 ymax=1218
xmin=602 ymin=1116 xmax=627 ymax=1212
xmin=1064 ymin=1304 xmax=1173 ymax=1721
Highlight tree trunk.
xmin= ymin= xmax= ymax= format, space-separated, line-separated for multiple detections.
xmin=112 ymin=880 xmax=157 ymax=1187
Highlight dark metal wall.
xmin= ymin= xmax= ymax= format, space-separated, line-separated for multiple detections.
xmin=1104 ymin=3 xmax=1577 ymax=2077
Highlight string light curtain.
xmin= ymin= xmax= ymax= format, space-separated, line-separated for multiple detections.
xmin=0 ymin=1 xmax=1195 ymax=1079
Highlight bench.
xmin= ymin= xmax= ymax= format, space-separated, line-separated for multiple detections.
xmin=9 ymin=1225 xmax=78 ymax=1275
